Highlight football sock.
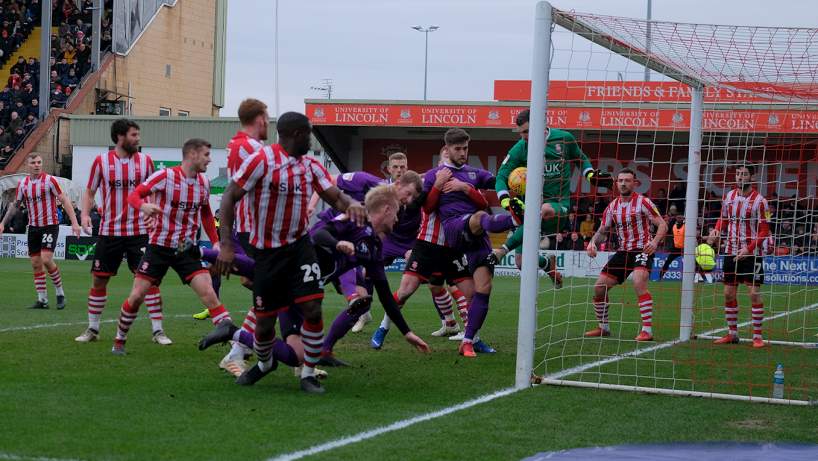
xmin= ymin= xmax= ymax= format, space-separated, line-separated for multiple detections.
xmin=380 ymin=292 xmax=404 ymax=331
xmin=87 ymin=287 xmax=107 ymax=331
xmin=300 ymin=319 xmax=324 ymax=378
xmin=207 ymin=304 xmax=231 ymax=325
xmin=144 ymin=286 xmax=163 ymax=332
xmin=115 ymin=300 xmax=139 ymax=341
xmin=638 ymin=293 xmax=653 ymax=335
xmin=338 ymin=269 xmax=358 ymax=299
xmin=324 ymin=310 xmax=360 ymax=352
xmin=751 ymin=302 xmax=764 ymax=339
xmin=431 ymin=287 xmax=456 ymax=323
xmin=452 ymin=288 xmax=469 ymax=325
xmin=464 ymin=291 xmax=490 ymax=342
xmin=254 ymin=328 xmax=277 ymax=372
xmin=48 ymin=267 xmax=64 ymax=296
xmin=725 ymin=299 xmax=739 ymax=336
xmin=538 ymin=255 xmax=550 ymax=271
xmin=33 ymin=271 xmax=47 ymax=303
xmin=479 ymin=213 xmax=517 ymax=233
xmin=227 ymin=309 xmax=256 ymax=360
xmin=273 ymin=338 xmax=299 ymax=367
xmin=503 ymin=226 xmax=524 ymax=252
xmin=593 ymin=296 xmax=610 ymax=331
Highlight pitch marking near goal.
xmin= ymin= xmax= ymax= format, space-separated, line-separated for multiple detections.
xmin=0 ymin=315 xmax=192 ymax=333
xmin=0 ymin=453 xmax=93 ymax=461
xmin=268 ymin=301 xmax=818 ymax=461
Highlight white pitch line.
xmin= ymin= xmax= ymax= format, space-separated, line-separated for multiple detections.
xmin=265 ymin=387 xmax=522 ymax=461
xmin=0 ymin=314 xmax=194 ymax=333
xmin=0 ymin=453 xmax=94 ymax=461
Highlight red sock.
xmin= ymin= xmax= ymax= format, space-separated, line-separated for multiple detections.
xmin=145 ymin=286 xmax=163 ymax=331
xmin=115 ymin=300 xmax=139 ymax=341
xmin=208 ymin=304 xmax=231 ymax=325
xmin=241 ymin=309 xmax=257 ymax=334
xmin=725 ymin=299 xmax=738 ymax=333
xmin=300 ymin=319 xmax=324 ymax=369
xmin=88 ymin=287 xmax=107 ymax=330
xmin=452 ymin=289 xmax=469 ymax=324
xmin=637 ymin=293 xmax=653 ymax=328
xmin=48 ymin=267 xmax=63 ymax=289
xmin=33 ymin=271 xmax=47 ymax=301
xmin=392 ymin=291 xmax=404 ymax=309
xmin=751 ymin=303 xmax=764 ymax=339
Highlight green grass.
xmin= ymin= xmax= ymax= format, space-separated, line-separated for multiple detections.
xmin=1 ymin=259 xmax=817 ymax=461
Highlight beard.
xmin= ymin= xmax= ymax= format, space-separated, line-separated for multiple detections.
xmin=619 ymin=188 xmax=632 ymax=196
xmin=123 ymin=140 xmax=139 ymax=155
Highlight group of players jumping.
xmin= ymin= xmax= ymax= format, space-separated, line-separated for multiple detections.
xmin=0 ymin=99 xmax=774 ymax=394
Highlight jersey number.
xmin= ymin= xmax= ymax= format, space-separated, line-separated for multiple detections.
xmin=301 ymin=263 xmax=321 ymax=283
xmin=635 ymin=253 xmax=649 ymax=267
xmin=453 ymin=255 xmax=469 ymax=272
xmin=42 ymin=234 xmax=53 ymax=243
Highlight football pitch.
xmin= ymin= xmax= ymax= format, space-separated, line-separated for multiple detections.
xmin=1 ymin=259 xmax=817 ymax=461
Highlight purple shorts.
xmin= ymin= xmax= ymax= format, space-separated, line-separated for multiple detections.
xmin=465 ymin=234 xmax=494 ymax=275
xmin=441 ymin=216 xmax=493 ymax=275
xmin=382 ymin=238 xmax=413 ymax=266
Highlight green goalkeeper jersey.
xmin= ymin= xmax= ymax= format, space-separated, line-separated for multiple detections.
xmin=496 ymin=128 xmax=594 ymax=202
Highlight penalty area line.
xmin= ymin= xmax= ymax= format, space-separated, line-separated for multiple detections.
xmin=0 ymin=314 xmax=195 ymax=333
xmin=266 ymin=387 xmax=521 ymax=461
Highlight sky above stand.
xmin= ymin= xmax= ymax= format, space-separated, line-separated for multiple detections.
xmin=221 ymin=0 xmax=816 ymax=118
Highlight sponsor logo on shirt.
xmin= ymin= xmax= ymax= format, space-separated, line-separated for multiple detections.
xmin=108 ymin=179 xmax=140 ymax=188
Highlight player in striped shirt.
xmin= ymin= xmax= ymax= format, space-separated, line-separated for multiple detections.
xmin=110 ymin=139 xmax=232 ymax=356
xmin=1 ymin=153 xmax=80 ymax=310
xmin=709 ymin=164 xmax=771 ymax=348
xmin=586 ymin=168 xmax=667 ymax=341
xmin=75 ymin=119 xmax=170 ymax=344
xmin=213 ymin=112 xmax=367 ymax=393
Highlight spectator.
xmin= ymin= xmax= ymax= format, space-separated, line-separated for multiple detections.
xmin=7 ymin=70 xmax=21 ymax=90
xmin=61 ymin=67 xmax=78 ymax=89
xmin=50 ymin=85 xmax=65 ymax=107
xmin=561 ymin=212 xmax=580 ymax=234
xmin=63 ymin=44 xmax=76 ymax=64
xmin=29 ymin=98 xmax=40 ymax=117
xmin=21 ymin=84 xmax=36 ymax=107
xmin=64 ymin=86 xmax=73 ymax=100
xmin=56 ymin=58 xmax=70 ymax=77
xmin=59 ymin=33 xmax=74 ymax=54
xmin=569 ymin=232 xmax=585 ymax=251
xmin=100 ymin=18 xmax=111 ymax=36
xmin=669 ymin=182 xmax=686 ymax=213
xmin=10 ymin=56 xmax=26 ymax=76
xmin=0 ymin=85 xmax=9 ymax=106
xmin=0 ymin=30 xmax=13 ymax=58
xmin=7 ymin=111 xmax=22 ymax=132
xmin=707 ymin=190 xmax=721 ymax=213
xmin=76 ymin=31 xmax=90 ymax=47
xmin=0 ymin=144 xmax=12 ymax=159
xmin=551 ymin=232 xmax=569 ymax=251
xmin=74 ymin=19 xmax=91 ymax=36
xmin=23 ymin=112 xmax=38 ymax=132
xmin=12 ymin=126 xmax=25 ymax=147
xmin=77 ymin=55 xmax=92 ymax=78
xmin=58 ymin=20 xmax=71 ymax=37
xmin=75 ymin=42 xmax=89 ymax=64
xmin=10 ymin=84 xmax=23 ymax=106
xmin=0 ymin=100 xmax=9 ymax=126
xmin=778 ymin=220 xmax=793 ymax=239
xmin=49 ymin=70 xmax=61 ymax=91
xmin=13 ymin=100 xmax=27 ymax=119
xmin=89 ymin=199 xmax=101 ymax=235
xmin=26 ymin=58 xmax=40 ymax=78
xmin=0 ymin=126 xmax=9 ymax=147
xmin=654 ymin=188 xmax=668 ymax=215
xmin=70 ymin=201 xmax=81 ymax=221
xmin=56 ymin=204 xmax=64 ymax=224
xmin=808 ymin=234 xmax=818 ymax=256
xmin=9 ymin=203 xmax=27 ymax=233
xmin=580 ymin=213 xmax=595 ymax=241
xmin=101 ymin=31 xmax=112 ymax=51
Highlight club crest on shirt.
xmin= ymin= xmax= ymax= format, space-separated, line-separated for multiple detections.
xmin=141 ymin=262 xmax=149 ymax=272
xmin=356 ymin=240 xmax=369 ymax=255
xmin=468 ymin=172 xmax=476 ymax=179
xmin=94 ymin=260 xmax=100 ymax=269
xmin=342 ymin=172 xmax=355 ymax=181
xmin=256 ymin=296 xmax=263 ymax=307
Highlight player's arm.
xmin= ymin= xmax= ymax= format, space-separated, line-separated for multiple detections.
xmin=496 ymin=141 xmax=525 ymax=209
xmin=317 ymin=186 xmax=366 ymax=227
xmin=56 ymin=192 xmax=81 ymax=237
xmin=422 ymin=168 xmax=452 ymax=214
xmin=372 ymin=277 xmax=430 ymax=354
xmin=80 ymin=189 xmax=95 ymax=234
xmin=214 ymin=182 xmax=247 ymax=276
xmin=0 ymin=199 xmax=21 ymax=234
xmin=587 ymin=224 xmax=610 ymax=258
xmin=564 ymin=134 xmax=613 ymax=189
xmin=441 ymin=179 xmax=489 ymax=210
xmin=737 ymin=202 xmax=772 ymax=260
xmin=404 ymin=190 xmax=428 ymax=214
xmin=644 ymin=216 xmax=668 ymax=255
xmin=311 ymin=221 xmax=354 ymax=255
xmin=307 ymin=174 xmax=339 ymax=217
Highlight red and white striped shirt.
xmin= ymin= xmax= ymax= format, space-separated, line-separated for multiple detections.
xmin=417 ymin=210 xmax=446 ymax=246
xmin=142 ymin=166 xmax=211 ymax=248
xmin=226 ymin=132 xmax=263 ymax=233
xmin=233 ymin=144 xmax=332 ymax=249
xmin=87 ymin=151 xmax=155 ymax=236
xmin=721 ymin=188 xmax=771 ymax=256
xmin=15 ymin=173 xmax=63 ymax=227
xmin=603 ymin=193 xmax=661 ymax=251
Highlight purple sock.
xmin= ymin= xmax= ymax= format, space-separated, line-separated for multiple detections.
xmin=238 ymin=329 xmax=254 ymax=348
xmin=211 ymin=275 xmax=221 ymax=298
xmin=200 ymin=249 xmax=255 ymax=279
xmin=479 ymin=214 xmax=517 ymax=234
xmin=273 ymin=338 xmax=299 ymax=367
xmin=465 ymin=292 xmax=490 ymax=341
xmin=338 ymin=269 xmax=357 ymax=297
xmin=323 ymin=310 xmax=360 ymax=352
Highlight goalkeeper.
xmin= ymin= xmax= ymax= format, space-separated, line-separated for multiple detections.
xmin=488 ymin=110 xmax=613 ymax=287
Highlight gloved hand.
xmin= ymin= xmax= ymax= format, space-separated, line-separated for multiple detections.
xmin=587 ymin=170 xmax=614 ymax=189
xmin=501 ymin=197 xmax=510 ymax=210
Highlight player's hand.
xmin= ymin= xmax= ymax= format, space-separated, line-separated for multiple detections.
xmin=404 ymin=249 xmax=412 ymax=260
xmin=212 ymin=241 xmax=221 ymax=252
xmin=441 ymin=178 xmax=471 ymax=193
xmin=344 ymin=201 xmax=367 ymax=227
xmin=214 ymin=243 xmax=236 ymax=278
xmin=709 ymin=228 xmax=720 ymax=239
xmin=71 ymin=222 xmax=81 ymax=238
xmin=140 ymin=203 xmax=162 ymax=218
xmin=587 ymin=170 xmax=614 ymax=189
xmin=643 ymin=240 xmax=657 ymax=255
xmin=587 ymin=241 xmax=597 ymax=258
xmin=404 ymin=331 xmax=431 ymax=355
xmin=501 ymin=198 xmax=510 ymax=210
xmin=143 ymin=215 xmax=156 ymax=230
xmin=433 ymin=168 xmax=452 ymax=189
xmin=734 ymin=247 xmax=750 ymax=261
xmin=307 ymin=203 xmax=316 ymax=218
xmin=336 ymin=240 xmax=354 ymax=255
xmin=0 ymin=222 xmax=4 ymax=236
xmin=81 ymin=214 xmax=92 ymax=235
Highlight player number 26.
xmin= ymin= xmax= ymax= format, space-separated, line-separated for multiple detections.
xmin=301 ymin=263 xmax=321 ymax=283
xmin=42 ymin=234 xmax=54 ymax=243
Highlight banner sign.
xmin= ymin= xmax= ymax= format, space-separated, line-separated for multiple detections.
xmin=64 ymin=236 xmax=100 ymax=261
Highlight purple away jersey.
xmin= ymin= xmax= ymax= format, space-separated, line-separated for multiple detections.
xmin=422 ymin=164 xmax=494 ymax=221
xmin=310 ymin=215 xmax=388 ymax=283
xmin=317 ymin=171 xmax=386 ymax=221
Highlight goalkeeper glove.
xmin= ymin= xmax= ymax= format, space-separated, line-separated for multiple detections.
xmin=501 ymin=198 xmax=510 ymax=210
xmin=587 ymin=170 xmax=614 ymax=189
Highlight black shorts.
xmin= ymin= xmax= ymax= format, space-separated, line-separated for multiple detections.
xmin=134 ymin=244 xmax=209 ymax=286
xmin=278 ymin=308 xmax=302 ymax=339
xmin=28 ymin=224 xmax=59 ymax=256
xmin=601 ymin=250 xmax=655 ymax=285
xmin=722 ymin=254 xmax=765 ymax=286
xmin=236 ymin=232 xmax=256 ymax=260
xmin=92 ymin=235 xmax=149 ymax=276
xmin=253 ymin=236 xmax=324 ymax=317
xmin=404 ymin=240 xmax=471 ymax=284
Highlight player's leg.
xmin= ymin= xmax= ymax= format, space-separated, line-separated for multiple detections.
xmin=321 ymin=283 xmax=369 ymax=366
xmin=632 ymin=268 xmax=655 ymax=341
xmin=112 ymin=276 xmax=154 ymax=355
xmin=586 ymin=271 xmax=619 ymax=337
xmin=459 ymin=266 xmax=493 ymax=357
xmin=40 ymin=246 xmax=66 ymax=309
xmin=187 ymin=272 xmax=232 ymax=325
xmin=430 ymin=274 xmax=460 ymax=337
xmin=76 ymin=275 xmax=110 ymax=341
xmin=745 ymin=256 xmax=765 ymax=348
xmin=78 ymin=235 xmax=124 ymax=341
xmin=715 ymin=255 xmax=741 ymax=344
xmin=25 ymin=227 xmax=49 ymax=309
xmin=659 ymin=250 xmax=682 ymax=280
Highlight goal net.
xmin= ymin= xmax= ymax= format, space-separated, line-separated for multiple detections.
xmin=516 ymin=2 xmax=818 ymax=405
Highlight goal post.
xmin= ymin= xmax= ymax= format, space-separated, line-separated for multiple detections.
xmin=680 ymin=86 xmax=703 ymax=342
xmin=515 ymin=0 xmax=552 ymax=389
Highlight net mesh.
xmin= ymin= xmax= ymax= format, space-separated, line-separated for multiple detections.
xmin=527 ymin=9 xmax=818 ymax=402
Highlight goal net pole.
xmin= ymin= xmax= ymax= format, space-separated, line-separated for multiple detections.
xmin=680 ymin=86 xmax=704 ymax=341
xmin=515 ymin=0 xmax=552 ymax=389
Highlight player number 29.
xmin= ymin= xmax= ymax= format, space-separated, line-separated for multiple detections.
xmin=301 ymin=263 xmax=321 ymax=283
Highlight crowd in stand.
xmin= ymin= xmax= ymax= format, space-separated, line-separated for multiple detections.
xmin=0 ymin=199 xmax=102 ymax=235
xmin=536 ymin=182 xmax=818 ymax=257
xmin=0 ymin=0 xmax=111 ymax=167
